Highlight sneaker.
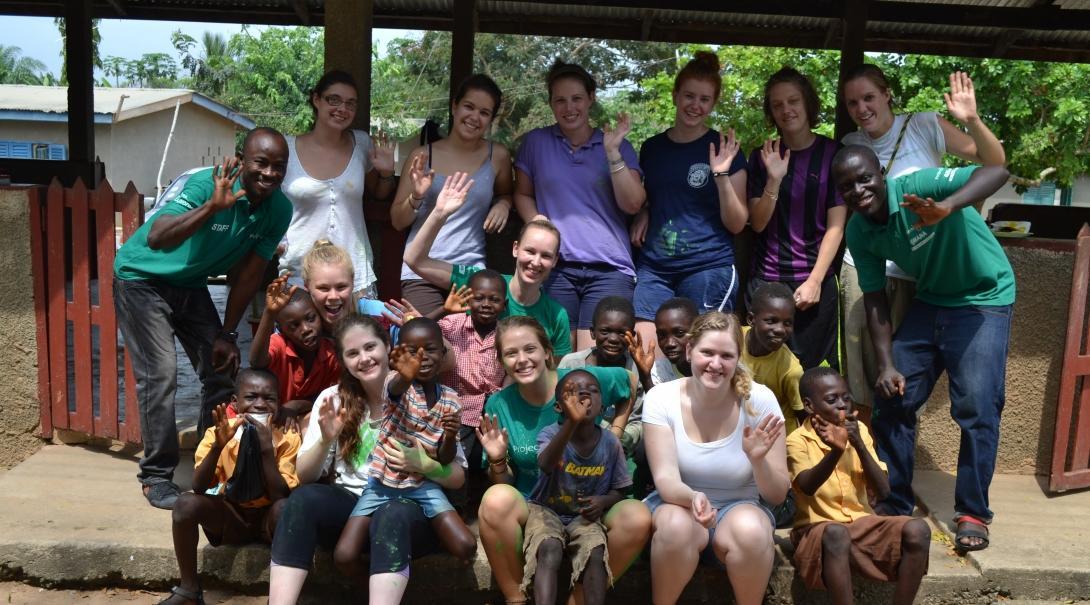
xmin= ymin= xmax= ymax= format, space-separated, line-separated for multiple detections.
xmin=143 ymin=481 xmax=181 ymax=510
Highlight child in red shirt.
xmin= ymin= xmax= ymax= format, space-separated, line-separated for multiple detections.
xmin=249 ymin=273 xmax=341 ymax=428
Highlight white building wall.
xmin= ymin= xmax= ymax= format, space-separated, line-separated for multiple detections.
xmin=109 ymin=104 xmax=237 ymax=197
xmin=0 ymin=105 xmax=239 ymax=197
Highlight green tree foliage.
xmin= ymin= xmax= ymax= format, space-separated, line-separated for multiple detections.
xmin=172 ymin=30 xmax=232 ymax=97
xmin=219 ymin=26 xmax=325 ymax=134
xmin=370 ymin=32 xmax=676 ymax=145
xmin=880 ymin=54 xmax=1090 ymax=188
xmin=0 ymin=44 xmax=49 ymax=84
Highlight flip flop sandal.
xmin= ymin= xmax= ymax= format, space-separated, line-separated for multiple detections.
xmin=158 ymin=585 xmax=204 ymax=605
xmin=953 ymin=514 xmax=990 ymax=553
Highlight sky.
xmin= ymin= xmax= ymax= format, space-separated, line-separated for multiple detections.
xmin=0 ymin=15 xmax=414 ymax=79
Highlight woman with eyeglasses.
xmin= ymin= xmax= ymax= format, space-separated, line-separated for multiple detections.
xmin=279 ymin=70 xmax=397 ymax=299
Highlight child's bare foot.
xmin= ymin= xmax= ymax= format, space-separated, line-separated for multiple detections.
xmin=158 ymin=585 xmax=204 ymax=604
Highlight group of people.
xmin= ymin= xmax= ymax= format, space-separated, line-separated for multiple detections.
xmin=111 ymin=50 xmax=1014 ymax=605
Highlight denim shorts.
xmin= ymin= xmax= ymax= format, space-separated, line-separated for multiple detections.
xmin=545 ymin=261 xmax=636 ymax=329
xmin=352 ymin=477 xmax=454 ymax=519
xmin=633 ymin=264 xmax=737 ymax=321
xmin=643 ymin=490 xmax=774 ymax=567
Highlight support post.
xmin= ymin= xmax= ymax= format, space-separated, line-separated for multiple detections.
xmin=324 ymin=0 xmax=373 ymax=129
xmin=449 ymin=0 xmax=478 ymax=105
xmin=65 ymin=0 xmax=95 ymax=169
xmin=835 ymin=0 xmax=868 ymax=141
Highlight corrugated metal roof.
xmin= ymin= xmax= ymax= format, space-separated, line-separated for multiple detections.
xmin=0 ymin=86 xmax=255 ymax=128
xmin=3 ymin=0 xmax=1089 ymax=61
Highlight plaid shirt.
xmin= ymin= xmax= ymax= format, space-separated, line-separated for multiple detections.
xmin=439 ymin=313 xmax=504 ymax=427
xmin=369 ymin=373 xmax=461 ymax=489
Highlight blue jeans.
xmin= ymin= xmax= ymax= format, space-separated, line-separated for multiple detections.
xmin=545 ymin=261 xmax=636 ymax=329
xmin=352 ymin=477 xmax=454 ymax=519
xmin=113 ymin=279 xmax=235 ymax=485
xmin=633 ymin=263 xmax=737 ymax=321
xmin=872 ymin=301 xmax=1012 ymax=522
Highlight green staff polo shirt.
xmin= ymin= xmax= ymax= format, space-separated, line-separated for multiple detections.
xmin=114 ymin=167 xmax=292 ymax=288
xmin=846 ymin=166 xmax=1015 ymax=307
xmin=451 ymin=264 xmax=572 ymax=358
xmin=483 ymin=366 xmax=633 ymax=496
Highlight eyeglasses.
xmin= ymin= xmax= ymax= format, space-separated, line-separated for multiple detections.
xmin=323 ymin=94 xmax=358 ymax=111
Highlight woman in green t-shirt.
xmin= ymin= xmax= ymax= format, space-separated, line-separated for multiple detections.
xmin=475 ymin=315 xmax=650 ymax=603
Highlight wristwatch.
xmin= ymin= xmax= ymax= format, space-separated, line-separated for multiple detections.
xmin=218 ymin=331 xmax=239 ymax=343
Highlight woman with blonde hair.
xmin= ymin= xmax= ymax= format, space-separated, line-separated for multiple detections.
xmin=642 ymin=312 xmax=789 ymax=605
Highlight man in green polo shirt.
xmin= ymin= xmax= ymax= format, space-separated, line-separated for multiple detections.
xmin=833 ymin=145 xmax=1011 ymax=553
xmin=113 ymin=127 xmax=291 ymax=509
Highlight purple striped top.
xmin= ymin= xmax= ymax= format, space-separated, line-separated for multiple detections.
xmin=746 ymin=135 xmax=844 ymax=283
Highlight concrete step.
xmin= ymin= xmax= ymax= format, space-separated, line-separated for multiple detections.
xmin=0 ymin=446 xmax=1086 ymax=603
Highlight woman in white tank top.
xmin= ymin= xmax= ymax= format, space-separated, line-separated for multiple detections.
xmin=279 ymin=70 xmax=396 ymax=298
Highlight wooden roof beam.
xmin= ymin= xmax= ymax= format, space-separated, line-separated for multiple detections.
xmin=498 ymin=0 xmax=1090 ymax=31
xmin=104 ymin=0 xmax=126 ymax=17
xmin=992 ymin=29 xmax=1023 ymax=58
xmin=290 ymin=0 xmax=311 ymax=25
xmin=641 ymin=9 xmax=655 ymax=41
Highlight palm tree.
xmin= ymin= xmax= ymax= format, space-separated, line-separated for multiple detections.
xmin=103 ymin=55 xmax=128 ymax=87
xmin=0 ymin=45 xmax=48 ymax=84
xmin=54 ymin=17 xmax=102 ymax=84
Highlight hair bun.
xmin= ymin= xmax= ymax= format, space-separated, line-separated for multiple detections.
xmin=692 ymin=50 xmax=720 ymax=72
xmin=312 ymin=239 xmax=334 ymax=249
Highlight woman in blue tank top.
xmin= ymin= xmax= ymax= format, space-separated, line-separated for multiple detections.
xmin=391 ymin=74 xmax=514 ymax=314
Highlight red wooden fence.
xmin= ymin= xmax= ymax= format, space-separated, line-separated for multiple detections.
xmin=31 ymin=178 xmax=144 ymax=443
xmin=1050 ymin=223 xmax=1090 ymax=492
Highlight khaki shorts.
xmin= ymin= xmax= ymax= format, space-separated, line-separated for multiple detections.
xmin=521 ymin=502 xmax=610 ymax=592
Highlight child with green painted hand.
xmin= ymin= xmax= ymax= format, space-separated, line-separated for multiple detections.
xmin=522 ymin=369 xmax=631 ymax=605
xmin=333 ymin=317 xmax=476 ymax=579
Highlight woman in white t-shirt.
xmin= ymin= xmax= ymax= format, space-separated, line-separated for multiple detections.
xmin=268 ymin=315 xmax=470 ymax=605
xmin=838 ymin=65 xmax=1006 ymax=412
xmin=643 ymin=311 xmax=789 ymax=605
xmin=279 ymin=70 xmax=396 ymax=298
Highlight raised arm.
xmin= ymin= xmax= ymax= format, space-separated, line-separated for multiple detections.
xmin=711 ymin=129 xmax=748 ymax=234
xmin=365 ymin=131 xmax=398 ymax=202
xmin=901 ymin=165 xmax=1010 ymax=225
xmin=538 ymin=383 xmax=584 ymax=473
xmin=390 ymin=149 xmax=432 ymax=231
xmin=748 ymin=140 xmax=790 ymax=233
xmin=402 ymin=171 xmax=476 ymax=288
xmin=743 ymin=414 xmax=791 ymax=505
xmin=603 ymin=113 xmax=646 ymax=215
xmin=939 ymin=71 xmax=1006 ymax=167
xmin=249 ymin=273 xmax=296 ymax=368
xmin=295 ymin=395 xmax=342 ymax=484
xmin=148 ymin=158 xmax=242 ymax=250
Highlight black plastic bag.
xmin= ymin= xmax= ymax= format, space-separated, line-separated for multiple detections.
xmin=225 ymin=422 xmax=267 ymax=503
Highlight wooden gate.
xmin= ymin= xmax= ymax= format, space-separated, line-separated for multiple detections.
xmin=31 ymin=179 xmax=144 ymax=443
xmin=1050 ymin=224 xmax=1090 ymax=491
